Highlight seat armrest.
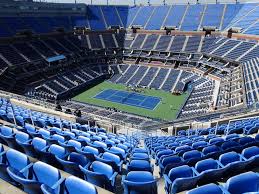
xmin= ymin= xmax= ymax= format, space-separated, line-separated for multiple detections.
xmin=118 ymin=161 xmax=123 ymax=166
xmin=163 ymin=174 xmax=172 ymax=185
xmin=239 ymin=154 xmax=247 ymax=161
xmin=110 ymin=172 xmax=118 ymax=181
xmin=41 ymin=146 xmax=49 ymax=152
xmin=216 ymin=160 xmax=224 ymax=168
xmin=51 ymin=177 xmax=65 ymax=190
xmin=192 ymin=167 xmax=200 ymax=176
xmin=0 ymin=151 xmax=7 ymax=157
xmin=20 ymin=163 xmax=33 ymax=174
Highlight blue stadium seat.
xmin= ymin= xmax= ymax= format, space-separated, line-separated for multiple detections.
xmin=122 ymin=171 xmax=157 ymax=194
xmin=132 ymin=148 xmax=148 ymax=154
xmin=32 ymin=137 xmax=49 ymax=157
xmin=59 ymin=139 xmax=82 ymax=153
xmin=96 ymin=152 xmax=123 ymax=173
xmin=131 ymin=153 xmax=150 ymax=161
xmin=79 ymin=161 xmax=117 ymax=192
xmin=56 ymin=152 xmax=88 ymax=178
xmin=183 ymin=150 xmax=202 ymax=161
xmin=186 ymin=183 xmax=225 ymax=194
xmin=126 ymin=160 xmax=153 ymax=173
xmin=107 ymin=146 xmax=127 ymax=161
xmin=63 ymin=176 xmax=97 ymax=194
xmin=202 ymin=145 xmax=221 ymax=158
xmin=25 ymin=124 xmax=41 ymax=138
xmin=221 ymin=141 xmax=242 ymax=152
xmin=224 ymin=171 xmax=259 ymax=194
xmin=241 ymin=146 xmax=259 ymax=167
xmin=15 ymin=132 xmax=37 ymax=157
xmin=6 ymin=149 xmax=36 ymax=193
xmin=192 ymin=141 xmax=209 ymax=149
xmin=159 ymin=155 xmax=183 ymax=175
xmin=35 ymin=161 xmax=63 ymax=194
xmin=164 ymin=165 xmax=199 ymax=194
xmin=0 ymin=126 xmax=16 ymax=147
xmin=90 ymin=141 xmax=107 ymax=153
xmin=195 ymin=158 xmax=226 ymax=184
xmin=76 ymin=146 xmax=99 ymax=162
xmin=155 ymin=149 xmax=174 ymax=164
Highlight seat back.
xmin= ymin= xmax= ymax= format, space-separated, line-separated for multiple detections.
xmin=168 ymin=165 xmax=193 ymax=182
xmin=33 ymin=161 xmax=60 ymax=188
xmin=6 ymin=149 xmax=30 ymax=176
xmin=38 ymin=129 xmax=50 ymax=138
xmin=83 ymin=146 xmax=99 ymax=155
xmin=187 ymin=183 xmax=224 ymax=194
xmin=242 ymin=146 xmax=259 ymax=159
xmin=225 ymin=171 xmax=259 ymax=194
xmin=52 ymin=134 xmax=65 ymax=143
xmin=124 ymin=171 xmax=157 ymax=194
xmin=219 ymin=152 xmax=240 ymax=166
xmin=69 ymin=152 xmax=88 ymax=167
xmin=183 ymin=150 xmax=202 ymax=160
xmin=162 ymin=155 xmax=182 ymax=167
xmin=92 ymin=161 xmax=113 ymax=179
xmin=65 ymin=176 xmax=97 ymax=194
xmin=195 ymin=159 xmax=218 ymax=173
xmin=0 ymin=126 xmax=13 ymax=136
xmin=32 ymin=137 xmax=47 ymax=151
xmin=103 ymin=152 xmax=120 ymax=164
xmin=192 ymin=141 xmax=208 ymax=149
xmin=15 ymin=132 xmax=30 ymax=144
xmin=221 ymin=141 xmax=240 ymax=151
xmin=202 ymin=145 xmax=220 ymax=155
xmin=67 ymin=140 xmax=81 ymax=149
xmin=49 ymin=144 xmax=67 ymax=158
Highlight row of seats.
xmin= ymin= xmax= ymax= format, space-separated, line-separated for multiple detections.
xmin=0 ymin=98 xmax=164 ymax=193
xmin=0 ymin=147 xmax=98 ymax=194
xmin=146 ymin=134 xmax=259 ymax=174
xmin=187 ymin=171 xmax=259 ymax=194
xmin=163 ymin=146 xmax=259 ymax=193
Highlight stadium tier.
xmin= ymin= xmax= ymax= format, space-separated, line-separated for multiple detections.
xmin=0 ymin=0 xmax=258 ymax=194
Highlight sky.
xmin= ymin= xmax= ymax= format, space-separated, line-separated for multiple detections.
xmin=35 ymin=0 xmax=259 ymax=5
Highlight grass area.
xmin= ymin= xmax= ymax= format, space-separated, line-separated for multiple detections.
xmin=73 ymin=81 xmax=188 ymax=121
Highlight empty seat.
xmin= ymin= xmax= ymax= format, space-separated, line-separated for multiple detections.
xmin=96 ymin=152 xmax=123 ymax=173
xmin=63 ymin=176 xmax=97 ymax=194
xmin=218 ymin=151 xmax=246 ymax=176
xmin=159 ymin=155 xmax=183 ymax=175
xmin=195 ymin=158 xmax=225 ymax=184
xmin=187 ymin=183 xmax=225 ymax=194
xmin=56 ymin=152 xmax=88 ymax=178
xmin=202 ymin=145 xmax=221 ymax=157
xmin=79 ymin=161 xmax=117 ymax=192
xmin=164 ymin=165 xmax=199 ymax=194
xmin=183 ymin=150 xmax=202 ymax=161
xmin=122 ymin=171 xmax=157 ymax=194
xmin=15 ymin=131 xmax=36 ymax=157
xmin=224 ymin=171 xmax=259 ymax=194
xmin=241 ymin=146 xmax=259 ymax=166
xmin=76 ymin=146 xmax=99 ymax=162
xmin=127 ymin=160 xmax=153 ymax=173
xmin=6 ymin=149 xmax=35 ymax=193
xmin=192 ymin=141 xmax=208 ymax=149
xmin=131 ymin=153 xmax=149 ymax=161
xmin=34 ymin=161 xmax=63 ymax=194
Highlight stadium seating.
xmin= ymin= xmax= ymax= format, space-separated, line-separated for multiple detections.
xmin=0 ymin=1 xmax=259 ymax=194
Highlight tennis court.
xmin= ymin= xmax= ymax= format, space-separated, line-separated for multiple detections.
xmin=94 ymin=89 xmax=161 ymax=110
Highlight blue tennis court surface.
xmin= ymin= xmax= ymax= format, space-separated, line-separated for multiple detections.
xmin=94 ymin=89 xmax=161 ymax=110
